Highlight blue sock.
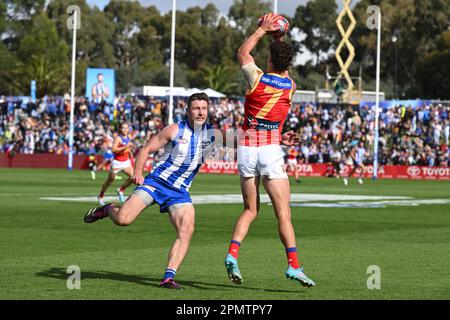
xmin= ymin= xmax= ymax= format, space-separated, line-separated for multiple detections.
xmin=163 ymin=268 xmax=177 ymax=281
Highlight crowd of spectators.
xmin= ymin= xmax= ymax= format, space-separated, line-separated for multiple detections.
xmin=1 ymin=94 xmax=449 ymax=168
xmin=287 ymin=103 xmax=450 ymax=167
xmin=0 ymin=95 xmax=167 ymax=158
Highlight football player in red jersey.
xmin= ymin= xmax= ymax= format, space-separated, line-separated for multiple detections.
xmin=97 ymin=123 xmax=135 ymax=205
xmin=224 ymin=13 xmax=315 ymax=287
xmin=286 ymin=146 xmax=301 ymax=183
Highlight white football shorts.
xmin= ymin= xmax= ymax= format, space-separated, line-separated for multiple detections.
xmin=287 ymin=158 xmax=297 ymax=168
xmin=110 ymin=159 xmax=132 ymax=174
xmin=237 ymin=144 xmax=288 ymax=179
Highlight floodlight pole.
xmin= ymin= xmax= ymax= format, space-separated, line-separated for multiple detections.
xmin=373 ymin=11 xmax=381 ymax=180
xmin=273 ymin=0 xmax=278 ymax=13
xmin=68 ymin=9 xmax=77 ymax=171
xmin=168 ymin=0 xmax=176 ymax=125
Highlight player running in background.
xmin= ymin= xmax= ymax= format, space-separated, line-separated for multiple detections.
xmin=97 ymin=123 xmax=134 ymax=205
xmin=97 ymin=135 xmax=113 ymax=169
xmin=84 ymin=93 xmax=216 ymax=289
xmin=286 ymin=146 xmax=301 ymax=183
xmin=97 ymin=135 xmax=122 ymax=179
xmin=88 ymin=154 xmax=97 ymax=180
xmin=330 ymin=147 xmax=343 ymax=179
xmin=224 ymin=13 xmax=315 ymax=288
xmin=97 ymin=148 xmax=114 ymax=171
xmin=343 ymin=141 xmax=366 ymax=186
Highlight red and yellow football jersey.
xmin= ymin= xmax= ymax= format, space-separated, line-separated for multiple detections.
xmin=114 ymin=135 xmax=131 ymax=161
xmin=240 ymin=73 xmax=294 ymax=146
xmin=288 ymin=147 xmax=299 ymax=160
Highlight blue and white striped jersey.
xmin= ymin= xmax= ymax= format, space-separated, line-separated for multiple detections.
xmin=355 ymin=147 xmax=365 ymax=163
xmin=94 ymin=84 xmax=106 ymax=103
xmin=148 ymin=120 xmax=216 ymax=192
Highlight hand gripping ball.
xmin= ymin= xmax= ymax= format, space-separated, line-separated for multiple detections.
xmin=258 ymin=14 xmax=290 ymax=37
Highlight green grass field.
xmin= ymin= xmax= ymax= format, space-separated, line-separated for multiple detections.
xmin=0 ymin=168 xmax=449 ymax=300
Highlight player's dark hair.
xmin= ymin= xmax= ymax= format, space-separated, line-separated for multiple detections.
xmin=119 ymin=122 xmax=129 ymax=129
xmin=270 ymin=41 xmax=295 ymax=72
xmin=187 ymin=92 xmax=209 ymax=108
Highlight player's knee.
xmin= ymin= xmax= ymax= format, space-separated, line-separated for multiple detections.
xmin=274 ymin=205 xmax=291 ymax=218
xmin=114 ymin=212 xmax=133 ymax=226
xmin=243 ymin=208 xmax=258 ymax=219
xmin=276 ymin=210 xmax=292 ymax=221
xmin=179 ymin=223 xmax=195 ymax=239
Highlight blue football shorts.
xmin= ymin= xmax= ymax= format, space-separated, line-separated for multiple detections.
xmin=132 ymin=177 xmax=192 ymax=213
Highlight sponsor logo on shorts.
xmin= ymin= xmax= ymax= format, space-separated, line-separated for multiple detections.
xmin=144 ymin=185 xmax=156 ymax=192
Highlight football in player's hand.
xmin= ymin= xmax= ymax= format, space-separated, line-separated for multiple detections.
xmin=258 ymin=14 xmax=290 ymax=39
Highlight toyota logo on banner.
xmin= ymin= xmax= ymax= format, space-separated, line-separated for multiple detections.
xmin=407 ymin=166 xmax=421 ymax=177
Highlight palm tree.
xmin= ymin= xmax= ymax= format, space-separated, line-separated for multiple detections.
xmin=201 ymin=65 xmax=238 ymax=95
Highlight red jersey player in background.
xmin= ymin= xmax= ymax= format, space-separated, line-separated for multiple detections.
xmin=97 ymin=122 xmax=135 ymax=205
xmin=286 ymin=146 xmax=301 ymax=183
xmin=224 ymin=13 xmax=315 ymax=287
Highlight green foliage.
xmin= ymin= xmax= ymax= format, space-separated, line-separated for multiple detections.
xmin=294 ymin=69 xmax=324 ymax=91
xmin=292 ymin=0 xmax=338 ymax=68
xmin=0 ymin=1 xmax=6 ymax=34
xmin=47 ymin=0 xmax=116 ymax=68
xmin=352 ymin=0 xmax=450 ymax=98
xmin=1 ymin=0 xmax=45 ymax=52
xmin=0 ymin=42 xmax=20 ymax=95
xmin=104 ymin=0 xmax=150 ymax=68
xmin=200 ymin=65 xmax=239 ymax=95
xmin=0 ymin=0 xmax=449 ymax=98
xmin=6 ymin=13 xmax=70 ymax=97
xmin=229 ymin=0 xmax=271 ymax=34
xmin=417 ymin=31 xmax=450 ymax=99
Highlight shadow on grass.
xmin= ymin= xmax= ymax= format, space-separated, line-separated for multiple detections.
xmin=36 ymin=267 xmax=302 ymax=293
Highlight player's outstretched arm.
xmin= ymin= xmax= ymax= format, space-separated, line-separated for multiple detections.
xmin=132 ymin=124 xmax=178 ymax=185
xmin=237 ymin=13 xmax=280 ymax=67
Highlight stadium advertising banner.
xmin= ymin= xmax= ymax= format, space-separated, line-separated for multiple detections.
xmin=198 ymin=162 xmax=450 ymax=180
xmin=86 ymin=68 xmax=116 ymax=104
xmin=1 ymin=157 xmax=448 ymax=180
